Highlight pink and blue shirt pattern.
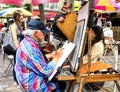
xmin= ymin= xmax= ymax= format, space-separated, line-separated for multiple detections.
xmin=15 ymin=36 xmax=56 ymax=92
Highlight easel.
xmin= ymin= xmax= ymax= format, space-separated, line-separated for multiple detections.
xmin=57 ymin=28 xmax=120 ymax=92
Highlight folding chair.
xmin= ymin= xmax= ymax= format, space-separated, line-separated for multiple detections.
xmin=3 ymin=53 xmax=14 ymax=76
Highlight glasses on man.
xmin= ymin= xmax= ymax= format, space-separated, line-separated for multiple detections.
xmin=63 ymin=7 xmax=70 ymax=9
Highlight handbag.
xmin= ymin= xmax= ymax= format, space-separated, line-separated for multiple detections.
xmin=3 ymin=31 xmax=16 ymax=55
xmin=3 ymin=44 xmax=16 ymax=55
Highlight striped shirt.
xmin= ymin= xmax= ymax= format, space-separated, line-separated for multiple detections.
xmin=15 ymin=36 xmax=56 ymax=92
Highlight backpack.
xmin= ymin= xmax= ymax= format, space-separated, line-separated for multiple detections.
xmin=3 ymin=31 xmax=16 ymax=55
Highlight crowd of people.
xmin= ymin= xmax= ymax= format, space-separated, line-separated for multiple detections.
xmin=0 ymin=0 xmax=115 ymax=92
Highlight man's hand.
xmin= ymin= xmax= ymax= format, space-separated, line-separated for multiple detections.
xmin=57 ymin=17 xmax=65 ymax=22
xmin=45 ymin=51 xmax=56 ymax=59
xmin=52 ymin=48 xmax=63 ymax=64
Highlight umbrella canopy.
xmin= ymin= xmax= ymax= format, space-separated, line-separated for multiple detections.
xmin=0 ymin=0 xmax=59 ymax=6
xmin=73 ymin=1 xmax=81 ymax=12
xmin=0 ymin=8 xmax=32 ymax=18
xmin=0 ymin=0 xmax=22 ymax=6
xmin=94 ymin=0 xmax=120 ymax=12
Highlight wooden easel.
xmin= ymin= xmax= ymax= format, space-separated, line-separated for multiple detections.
xmin=55 ymin=1 xmax=120 ymax=91
xmin=57 ymin=28 xmax=120 ymax=92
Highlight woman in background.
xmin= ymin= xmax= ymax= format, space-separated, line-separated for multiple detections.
xmin=82 ymin=25 xmax=105 ymax=91
xmin=10 ymin=10 xmax=24 ymax=87
xmin=11 ymin=10 xmax=24 ymax=47
xmin=71 ymin=25 xmax=105 ymax=92
xmin=83 ymin=25 xmax=104 ymax=64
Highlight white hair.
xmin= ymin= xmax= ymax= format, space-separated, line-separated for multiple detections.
xmin=22 ymin=29 xmax=37 ymax=36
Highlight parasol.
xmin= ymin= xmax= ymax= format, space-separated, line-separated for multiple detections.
xmin=0 ymin=8 xmax=32 ymax=18
xmin=94 ymin=0 xmax=120 ymax=12
xmin=73 ymin=1 xmax=81 ymax=12
xmin=0 ymin=0 xmax=59 ymax=6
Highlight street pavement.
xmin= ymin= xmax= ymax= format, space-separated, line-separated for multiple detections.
xmin=0 ymin=50 xmax=120 ymax=92
xmin=0 ymin=54 xmax=21 ymax=92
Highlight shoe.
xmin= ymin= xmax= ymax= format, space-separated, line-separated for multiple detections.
xmin=17 ymin=85 xmax=20 ymax=89
xmin=13 ymin=82 xmax=17 ymax=86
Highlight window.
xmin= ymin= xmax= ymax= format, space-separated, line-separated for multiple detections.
xmin=44 ymin=3 xmax=50 ymax=8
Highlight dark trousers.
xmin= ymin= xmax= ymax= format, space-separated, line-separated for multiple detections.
xmin=13 ymin=53 xmax=18 ymax=84
xmin=52 ymin=78 xmax=67 ymax=92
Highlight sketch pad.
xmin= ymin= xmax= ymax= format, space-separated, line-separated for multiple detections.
xmin=48 ymin=41 xmax=75 ymax=81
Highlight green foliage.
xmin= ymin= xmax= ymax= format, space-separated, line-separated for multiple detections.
xmin=0 ymin=4 xmax=18 ymax=10
xmin=7 ymin=4 xmax=19 ymax=8
xmin=24 ymin=4 xmax=32 ymax=11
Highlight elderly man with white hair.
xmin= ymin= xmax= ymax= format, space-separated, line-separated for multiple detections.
xmin=15 ymin=19 xmax=63 ymax=92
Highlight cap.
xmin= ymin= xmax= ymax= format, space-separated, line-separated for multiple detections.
xmin=1 ymin=27 xmax=7 ymax=32
xmin=28 ymin=19 xmax=49 ymax=35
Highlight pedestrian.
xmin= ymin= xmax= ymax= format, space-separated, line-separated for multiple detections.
xmin=103 ymin=22 xmax=114 ymax=44
xmin=51 ymin=1 xmax=73 ymax=49
xmin=15 ymin=19 xmax=63 ymax=92
xmin=10 ymin=10 xmax=24 ymax=86
xmin=103 ymin=22 xmax=113 ymax=44
xmin=0 ymin=21 xmax=3 ymax=31
xmin=94 ymin=13 xmax=103 ymax=27
xmin=103 ymin=22 xmax=114 ymax=54
xmin=0 ymin=27 xmax=7 ymax=42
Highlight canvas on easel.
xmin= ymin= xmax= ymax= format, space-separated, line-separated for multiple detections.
xmin=70 ymin=2 xmax=89 ymax=72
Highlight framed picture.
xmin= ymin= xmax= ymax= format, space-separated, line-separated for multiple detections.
xmin=70 ymin=19 xmax=86 ymax=72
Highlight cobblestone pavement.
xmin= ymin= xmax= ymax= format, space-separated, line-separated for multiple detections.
xmin=0 ymin=52 xmax=120 ymax=92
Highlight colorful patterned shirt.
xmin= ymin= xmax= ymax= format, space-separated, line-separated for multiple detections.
xmin=15 ymin=36 xmax=56 ymax=92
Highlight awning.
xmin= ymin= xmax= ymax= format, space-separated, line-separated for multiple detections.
xmin=32 ymin=10 xmax=58 ymax=19
xmin=44 ymin=13 xmax=57 ymax=19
